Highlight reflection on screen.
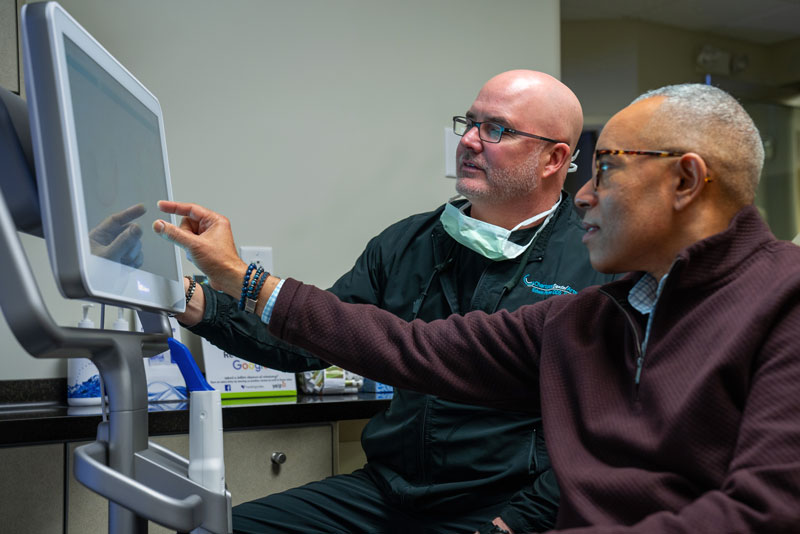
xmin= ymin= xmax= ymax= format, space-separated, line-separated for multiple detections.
xmin=64 ymin=36 xmax=178 ymax=280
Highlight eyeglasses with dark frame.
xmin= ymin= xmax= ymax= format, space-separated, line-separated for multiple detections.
xmin=593 ymin=149 xmax=713 ymax=189
xmin=453 ymin=116 xmax=566 ymax=145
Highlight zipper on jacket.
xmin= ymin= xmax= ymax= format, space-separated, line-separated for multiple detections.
xmin=599 ymin=289 xmax=643 ymax=388
xmin=411 ymin=242 xmax=456 ymax=320
xmin=419 ymin=394 xmax=432 ymax=486
xmin=631 ymin=267 xmax=675 ymax=385
xmin=530 ymin=427 xmax=539 ymax=472
xmin=622 ymin=269 xmax=674 ymax=386
xmin=634 ymin=356 xmax=644 ymax=385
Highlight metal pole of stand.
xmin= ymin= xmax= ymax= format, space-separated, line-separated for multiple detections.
xmin=98 ymin=348 xmax=150 ymax=534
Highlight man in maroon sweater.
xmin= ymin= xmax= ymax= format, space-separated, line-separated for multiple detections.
xmin=156 ymin=84 xmax=800 ymax=533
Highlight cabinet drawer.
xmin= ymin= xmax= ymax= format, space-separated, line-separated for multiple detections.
xmin=225 ymin=424 xmax=334 ymax=506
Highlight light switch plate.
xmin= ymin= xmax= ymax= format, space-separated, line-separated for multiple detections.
xmin=239 ymin=246 xmax=274 ymax=272
xmin=444 ymin=127 xmax=459 ymax=178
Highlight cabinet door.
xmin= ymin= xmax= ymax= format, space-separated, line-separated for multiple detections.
xmin=224 ymin=424 xmax=334 ymax=506
xmin=0 ymin=0 xmax=18 ymax=93
xmin=0 ymin=443 xmax=64 ymax=534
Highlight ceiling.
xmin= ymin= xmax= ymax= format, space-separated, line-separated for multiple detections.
xmin=561 ymin=0 xmax=800 ymax=45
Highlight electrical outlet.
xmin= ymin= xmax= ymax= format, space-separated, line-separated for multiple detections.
xmin=239 ymin=246 xmax=274 ymax=272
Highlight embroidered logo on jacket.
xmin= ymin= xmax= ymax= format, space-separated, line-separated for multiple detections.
xmin=523 ymin=275 xmax=577 ymax=295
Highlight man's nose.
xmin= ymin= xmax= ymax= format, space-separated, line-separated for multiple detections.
xmin=574 ymin=180 xmax=597 ymax=210
xmin=459 ymin=124 xmax=483 ymax=152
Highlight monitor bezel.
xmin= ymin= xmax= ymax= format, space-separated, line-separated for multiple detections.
xmin=22 ymin=1 xmax=185 ymax=314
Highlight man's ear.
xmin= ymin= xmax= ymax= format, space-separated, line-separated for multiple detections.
xmin=673 ymin=153 xmax=709 ymax=211
xmin=541 ymin=143 xmax=572 ymax=179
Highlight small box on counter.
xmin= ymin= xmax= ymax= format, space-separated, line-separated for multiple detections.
xmin=297 ymin=366 xmax=363 ymax=395
xmin=360 ymin=379 xmax=393 ymax=394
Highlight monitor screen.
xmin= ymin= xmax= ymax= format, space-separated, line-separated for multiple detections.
xmin=22 ymin=1 xmax=184 ymax=313
xmin=64 ymin=37 xmax=177 ymax=280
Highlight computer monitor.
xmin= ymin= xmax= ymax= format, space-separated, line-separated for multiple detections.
xmin=21 ymin=1 xmax=185 ymax=314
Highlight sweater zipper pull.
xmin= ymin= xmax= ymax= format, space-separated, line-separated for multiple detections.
xmin=634 ymin=356 xmax=643 ymax=385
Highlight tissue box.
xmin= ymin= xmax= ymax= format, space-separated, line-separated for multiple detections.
xmin=360 ymin=379 xmax=393 ymax=394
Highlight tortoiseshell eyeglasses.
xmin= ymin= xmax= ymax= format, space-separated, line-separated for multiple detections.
xmin=593 ymin=149 xmax=712 ymax=189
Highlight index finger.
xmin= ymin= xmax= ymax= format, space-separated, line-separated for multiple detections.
xmin=157 ymin=200 xmax=213 ymax=222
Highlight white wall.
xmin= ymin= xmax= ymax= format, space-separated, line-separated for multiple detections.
xmin=2 ymin=0 xmax=561 ymax=379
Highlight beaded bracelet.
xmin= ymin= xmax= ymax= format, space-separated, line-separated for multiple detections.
xmin=244 ymin=269 xmax=270 ymax=314
xmin=253 ymin=270 xmax=268 ymax=298
xmin=238 ymin=263 xmax=257 ymax=310
xmin=247 ymin=267 xmax=264 ymax=302
xmin=185 ymin=276 xmax=197 ymax=305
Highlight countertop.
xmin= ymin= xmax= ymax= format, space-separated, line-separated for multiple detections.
xmin=0 ymin=392 xmax=392 ymax=447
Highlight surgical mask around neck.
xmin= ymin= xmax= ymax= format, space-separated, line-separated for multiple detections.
xmin=440 ymin=195 xmax=562 ymax=261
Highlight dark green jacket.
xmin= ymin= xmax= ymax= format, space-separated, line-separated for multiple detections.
xmin=189 ymin=194 xmax=615 ymax=532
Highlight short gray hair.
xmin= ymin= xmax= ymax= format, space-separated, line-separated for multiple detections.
xmin=633 ymin=84 xmax=764 ymax=205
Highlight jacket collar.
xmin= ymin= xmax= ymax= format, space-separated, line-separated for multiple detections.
xmin=670 ymin=205 xmax=774 ymax=288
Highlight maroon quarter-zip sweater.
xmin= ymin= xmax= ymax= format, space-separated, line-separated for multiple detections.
xmin=270 ymin=205 xmax=800 ymax=533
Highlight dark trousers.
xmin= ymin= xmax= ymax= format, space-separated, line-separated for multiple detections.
xmin=232 ymin=468 xmax=507 ymax=534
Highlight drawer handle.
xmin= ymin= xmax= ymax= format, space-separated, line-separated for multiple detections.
xmin=271 ymin=451 xmax=287 ymax=465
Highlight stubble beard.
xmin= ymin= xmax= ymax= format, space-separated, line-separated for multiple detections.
xmin=456 ymin=146 xmax=544 ymax=205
